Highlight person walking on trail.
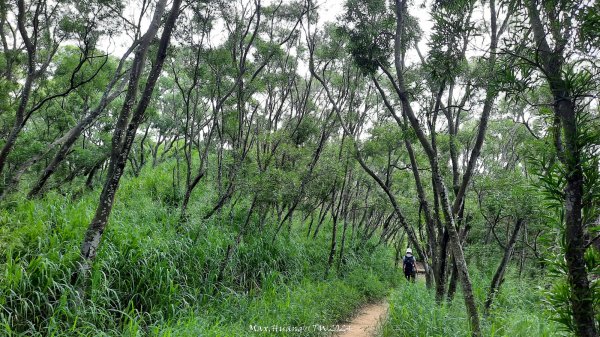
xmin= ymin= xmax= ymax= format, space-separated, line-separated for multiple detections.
xmin=403 ymin=248 xmax=417 ymax=282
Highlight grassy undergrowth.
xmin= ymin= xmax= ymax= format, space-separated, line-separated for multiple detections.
xmin=382 ymin=273 xmax=561 ymax=337
xmin=0 ymin=163 xmax=400 ymax=336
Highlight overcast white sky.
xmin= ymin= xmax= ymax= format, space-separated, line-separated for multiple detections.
xmin=100 ymin=0 xmax=435 ymax=61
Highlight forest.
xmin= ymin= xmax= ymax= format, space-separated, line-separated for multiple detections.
xmin=0 ymin=0 xmax=599 ymax=336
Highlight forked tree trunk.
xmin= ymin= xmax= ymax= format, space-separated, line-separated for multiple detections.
xmin=391 ymin=2 xmax=483 ymax=334
xmin=484 ymin=219 xmax=523 ymax=312
xmin=180 ymin=124 xmax=214 ymax=222
xmin=432 ymin=161 xmax=481 ymax=336
xmin=74 ymin=0 xmax=181 ymax=288
xmin=372 ymin=75 xmax=437 ymax=290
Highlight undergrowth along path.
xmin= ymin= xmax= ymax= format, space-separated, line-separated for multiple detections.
xmin=334 ymin=301 xmax=389 ymax=337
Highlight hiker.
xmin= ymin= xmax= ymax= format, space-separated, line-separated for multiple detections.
xmin=402 ymin=248 xmax=417 ymax=282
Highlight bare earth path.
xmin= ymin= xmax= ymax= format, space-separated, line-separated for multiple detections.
xmin=334 ymin=301 xmax=389 ymax=337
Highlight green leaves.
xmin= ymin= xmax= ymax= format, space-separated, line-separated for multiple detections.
xmin=340 ymin=0 xmax=396 ymax=75
xmin=425 ymin=0 xmax=474 ymax=84
xmin=575 ymin=1 xmax=600 ymax=53
xmin=363 ymin=121 xmax=403 ymax=156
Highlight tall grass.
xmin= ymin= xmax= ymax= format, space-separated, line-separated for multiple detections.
xmin=0 ymin=162 xmax=400 ymax=336
xmin=382 ymin=270 xmax=562 ymax=337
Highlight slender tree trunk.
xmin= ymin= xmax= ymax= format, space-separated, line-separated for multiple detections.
xmin=307 ymin=203 xmax=323 ymax=238
xmin=203 ymin=182 xmax=236 ymax=219
xmin=312 ymin=197 xmax=333 ymax=239
xmin=355 ymin=150 xmax=431 ymax=279
xmin=25 ymin=78 xmax=126 ymax=199
xmin=446 ymin=258 xmax=459 ymax=301
xmin=28 ymin=121 xmax=97 ymax=198
xmin=180 ymin=124 xmax=214 ymax=221
xmin=75 ymin=0 xmax=181 ymax=288
xmin=388 ymin=2 xmax=486 ymax=334
xmin=372 ymin=76 xmax=438 ymax=290
xmin=446 ymin=223 xmax=470 ymax=302
xmin=85 ymin=156 xmax=106 ymax=190
xmin=180 ymin=171 xmax=205 ymax=219
xmin=326 ymin=213 xmax=338 ymax=278
xmin=0 ymin=0 xmax=35 ymax=179
xmin=434 ymin=171 xmax=481 ymax=336
xmin=484 ymin=219 xmax=523 ymax=312
xmin=394 ymin=231 xmax=405 ymax=268
xmin=436 ymin=229 xmax=449 ymax=301
xmin=214 ymin=196 xmax=256 ymax=292
xmin=519 ymin=227 xmax=527 ymax=278
xmin=337 ymin=213 xmax=349 ymax=272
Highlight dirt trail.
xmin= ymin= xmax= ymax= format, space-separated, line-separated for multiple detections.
xmin=334 ymin=301 xmax=389 ymax=337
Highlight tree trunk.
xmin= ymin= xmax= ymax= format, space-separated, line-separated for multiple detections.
xmin=526 ymin=2 xmax=598 ymax=335
xmin=390 ymin=2 xmax=483 ymax=334
xmin=447 ymin=223 xmax=471 ymax=302
xmin=485 ymin=219 xmax=523 ymax=312
xmin=337 ymin=213 xmax=349 ymax=272
xmin=0 ymin=0 xmax=35 ymax=179
xmin=372 ymin=75 xmax=438 ymax=290
xmin=75 ymin=0 xmax=181 ymax=288
xmin=26 ymin=47 xmax=130 ymax=199
xmin=436 ymin=229 xmax=449 ymax=301
xmin=85 ymin=156 xmax=106 ymax=190
xmin=214 ymin=197 xmax=256 ymax=293
xmin=555 ymin=96 xmax=598 ymax=335
xmin=28 ymin=118 xmax=99 ymax=198
xmin=326 ymin=212 xmax=338 ymax=278
xmin=557 ymin=88 xmax=598 ymax=337
xmin=312 ymin=197 xmax=333 ymax=239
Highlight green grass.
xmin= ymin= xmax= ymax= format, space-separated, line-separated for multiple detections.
xmin=0 ymin=161 xmax=562 ymax=336
xmin=382 ymin=272 xmax=562 ymax=337
xmin=0 ymin=161 xmax=400 ymax=336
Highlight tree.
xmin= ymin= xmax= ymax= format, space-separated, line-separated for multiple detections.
xmin=0 ymin=0 xmax=117 ymax=188
xmin=509 ymin=1 xmax=600 ymax=335
xmin=76 ymin=0 xmax=182 ymax=287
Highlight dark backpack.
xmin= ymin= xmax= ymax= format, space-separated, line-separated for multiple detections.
xmin=403 ymin=255 xmax=415 ymax=273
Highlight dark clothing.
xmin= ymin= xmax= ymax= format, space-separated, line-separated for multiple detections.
xmin=403 ymin=254 xmax=416 ymax=282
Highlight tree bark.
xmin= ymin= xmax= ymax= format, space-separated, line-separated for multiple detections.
xmin=0 ymin=0 xmax=36 ymax=178
xmin=447 ymin=222 xmax=471 ymax=302
xmin=436 ymin=229 xmax=449 ymax=301
xmin=484 ymin=219 xmax=523 ymax=312
xmin=372 ymin=75 xmax=438 ymax=290
xmin=75 ymin=0 xmax=181 ymax=288
xmin=390 ymin=1 xmax=482 ymax=335
xmin=526 ymin=2 xmax=598 ymax=335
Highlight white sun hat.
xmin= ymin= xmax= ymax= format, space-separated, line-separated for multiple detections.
xmin=406 ymin=248 xmax=412 ymax=254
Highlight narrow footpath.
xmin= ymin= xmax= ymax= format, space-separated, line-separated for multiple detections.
xmin=334 ymin=301 xmax=389 ymax=337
